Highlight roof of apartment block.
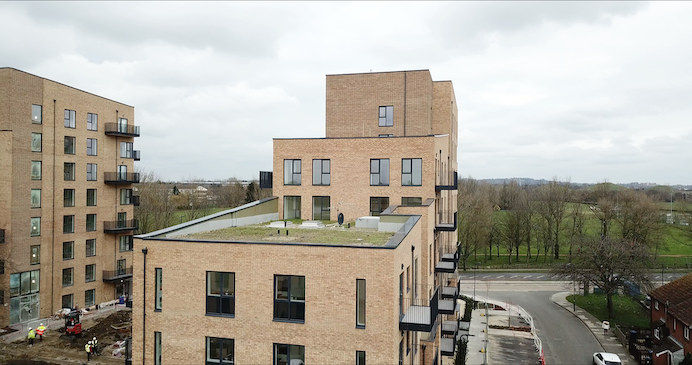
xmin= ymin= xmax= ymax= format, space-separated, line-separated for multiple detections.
xmin=650 ymin=273 xmax=692 ymax=325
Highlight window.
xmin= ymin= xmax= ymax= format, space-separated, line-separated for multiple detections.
xmin=32 ymin=105 xmax=42 ymax=123
xmin=31 ymin=133 xmax=42 ymax=152
xmin=119 ymin=235 xmax=133 ymax=252
xmin=401 ymin=158 xmax=422 ymax=186
xmin=63 ymin=241 xmax=74 ymax=260
xmin=62 ymin=294 xmax=73 ymax=309
xmin=64 ymin=136 xmax=75 ymax=155
xmin=370 ymin=159 xmax=389 ymax=186
xmin=87 ymin=113 xmax=98 ymax=131
xmin=402 ymin=197 xmax=422 ymax=206
xmin=30 ymin=245 xmax=40 ymax=265
xmin=685 ymin=325 xmax=689 ymax=341
xmin=87 ymin=163 xmax=97 ymax=181
xmin=206 ymin=337 xmax=233 ymax=365
xmin=284 ymin=159 xmax=301 ymax=185
xmin=118 ymin=165 xmax=127 ymax=180
xmin=119 ymin=118 xmax=128 ymax=133
xmin=30 ymin=217 xmax=41 ymax=237
xmin=86 ymin=214 xmax=96 ymax=232
xmin=63 ymin=215 xmax=74 ymax=234
xmin=86 ymin=239 xmax=96 ymax=257
xmin=378 ymin=105 xmax=393 ymax=127
xmin=274 ymin=275 xmax=305 ymax=322
xmin=87 ymin=189 xmax=97 ymax=206
xmin=64 ymin=162 xmax=75 ymax=181
xmin=283 ymin=196 xmax=301 ymax=220
xmin=64 ymin=109 xmax=76 ymax=128
xmin=85 ymin=289 xmax=95 ymax=307
xmin=356 ymin=279 xmax=366 ymax=328
xmin=312 ymin=196 xmax=330 ymax=221
xmin=155 ymin=268 xmax=162 ymax=311
xmin=62 ymin=268 xmax=73 ymax=287
xmin=312 ymin=159 xmax=330 ymax=185
xmin=120 ymin=189 xmax=133 ymax=205
xmin=274 ymin=343 xmax=304 ymax=365
xmin=206 ymin=271 xmax=234 ymax=316
xmin=31 ymin=161 xmax=41 ymax=180
xmin=155 ymin=332 xmax=162 ymax=365
xmin=9 ymin=270 xmax=40 ymax=298
xmin=31 ymin=189 xmax=41 ymax=208
xmin=356 ymin=351 xmax=366 ymax=365
xmin=117 ymin=259 xmax=127 ymax=275
xmin=120 ymin=142 xmax=133 ymax=158
xmin=86 ymin=138 xmax=97 ymax=156
xmin=118 ymin=212 xmax=127 ymax=225
xmin=64 ymin=189 xmax=75 ymax=207
xmin=370 ymin=197 xmax=389 ymax=216
xmin=655 ymin=301 xmax=659 ymax=310
xmin=85 ymin=264 xmax=95 ymax=283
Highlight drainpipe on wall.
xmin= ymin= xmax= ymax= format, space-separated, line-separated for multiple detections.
xmin=142 ymin=247 xmax=147 ymax=365
xmin=51 ymin=99 xmax=56 ymax=315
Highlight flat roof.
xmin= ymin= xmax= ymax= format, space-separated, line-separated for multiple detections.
xmin=273 ymin=134 xmax=448 ymax=141
xmin=326 ymin=69 xmax=430 ymax=77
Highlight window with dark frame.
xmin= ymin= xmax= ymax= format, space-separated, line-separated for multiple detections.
xmin=370 ymin=159 xmax=389 ymax=186
xmin=283 ymin=159 xmax=301 ymax=185
xmin=312 ymin=196 xmax=330 ymax=221
xmin=206 ymin=271 xmax=234 ymax=316
xmin=283 ymin=196 xmax=301 ymax=220
xmin=86 ymin=214 xmax=96 ymax=232
xmin=31 ymin=133 xmax=42 ymax=152
xmin=356 ymin=279 xmax=366 ymax=328
xmin=356 ymin=351 xmax=366 ymax=365
xmin=62 ymin=268 xmax=73 ymax=287
xmin=119 ymin=235 xmax=133 ymax=252
xmin=64 ymin=109 xmax=76 ymax=128
xmin=120 ymin=189 xmax=133 ymax=205
xmin=31 ymin=189 xmax=41 ymax=208
xmin=401 ymin=158 xmax=422 ymax=186
xmin=206 ymin=337 xmax=233 ymax=365
xmin=62 ymin=294 xmax=73 ymax=309
xmin=401 ymin=197 xmax=422 ymax=206
xmin=274 ymin=275 xmax=305 ymax=322
xmin=30 ymin=245 xmax=40 ymax=265
xmin=63 ymin=241 xmax=74 ymax=260
xmin=85 ymin=289 xmax=95 ymax=307
xmin=155 ymin=332 xmax=162 ymax=365
xmin=64 ymin=136 xmax=76 ymax=155
xmin=117 ymin=259 xmax=126 ymax=275
xmin=64 ymin=163 xmax=75 ymax=181
xmin=378 ymin=105 xmax=393 ymax=127
xmin=87 ymin=189 xmax=97 ymax=206
xmin=369 ymin=197 xmax=389 ymax=216
xmin=31 ymin=161 xmax=41 ymax=180
xmin=86 ymin=138 xmax=97 ymax=156
xmin=64 ymin=189 xmax=75 ymax=207
xmin=86 ymin=239 xmax=96 ymax=257
xmin=120 ymin=142 xmax=133 ymax=158
xmin=86 ymin=163 xmax=97 ymax=181
xmin=63 ymin=215 xmax=74 ymax=234
xmin=32 ymin=105 xmax=42 ymax=124
xmin=273 ymin=343 xmax=304 ymax=365
xmin=312 ymin=159 xmax=330 ymax=185
xmin=30 ymin=217 xmax=41 ymax=237
xmin=155 ymin=268 xmax=162 ymax=311
xmin=87 ymin=113 xmax=98 ymax=131
xmin=9 ymin=270 xmax=40 ymax=298
xmin=85 ymin=264 xmax=95 ymax=282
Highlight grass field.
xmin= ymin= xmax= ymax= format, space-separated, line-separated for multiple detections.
xmin=567 ymin=293 xmax=650 ymax=330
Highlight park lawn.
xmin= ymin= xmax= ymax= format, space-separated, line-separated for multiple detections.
xmin=567 ymin=293 xmax=650 ymax=330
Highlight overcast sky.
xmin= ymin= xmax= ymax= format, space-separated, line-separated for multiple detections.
xmin=3 ymin=2 xmax=691 ymax=185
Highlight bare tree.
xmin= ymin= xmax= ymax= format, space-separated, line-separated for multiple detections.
xmin=534 ymin=179 xmax=570 ymax=259
xmin=499 ymin=189 xmax=529 ymax=264
xmin=566 ymin=202 xmax=587 ymax=261
xmin=552 ymin=236 xmax=654 ymax=318
xmin=457 ymin=178 xmax=493 ymax=270
xmin=617 ymin=189 xmax=665 ymax=255
xmin=135 ymin=169 xmax=175 ymax=234
xmin=217 ymin=178 xmax=248 ymax=208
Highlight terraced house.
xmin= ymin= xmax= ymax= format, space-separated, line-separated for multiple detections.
xmin=0 ymin=68 xmax=140 ymax=327
xmin=133 ymin=69 xmax=459 ymax=365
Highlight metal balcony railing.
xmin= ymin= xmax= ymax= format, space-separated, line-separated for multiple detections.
xmin=133 ymin=150 xmax=141 ymax=161
xmin=400 ymin=287 xmax=439 ymax=332
xmin=436 ymin=171 xmax=458 ymax=191
xmin=435 ymin=242 xmax=459 ymax=273
xmin=104 ymin=172 xmax=140 ymax=184
xmin=104 ymin=219 xmax=139 ymax=233
xmin=103 ymin=266 xmax=133 ymax=282
xmin=104 ymin=123 xmax=140 ymax=137
xmin=435 ymin=211 xmax=457 ymax=232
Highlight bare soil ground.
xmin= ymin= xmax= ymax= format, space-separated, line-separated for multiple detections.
xmin=0 ymin=310 xmax=131 ymax=365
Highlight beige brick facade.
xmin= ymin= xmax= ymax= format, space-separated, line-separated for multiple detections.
xmin=0 ymin=68 xmax=138 ymax=327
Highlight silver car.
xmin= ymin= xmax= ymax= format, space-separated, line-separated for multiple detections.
xmin=593 ymin=352 xmax=622 ymax=365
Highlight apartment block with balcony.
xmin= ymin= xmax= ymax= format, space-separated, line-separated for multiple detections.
xmin=0 ymin=68 xmax=140 ymax=327
xmin=132 ymin=70 xmax=458 ymax=365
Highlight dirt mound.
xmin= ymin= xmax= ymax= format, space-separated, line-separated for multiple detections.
xmin=67 ymin=310 xmax=131 ymax=349
xmin=5 ymin=360 xmax=60 ymax=365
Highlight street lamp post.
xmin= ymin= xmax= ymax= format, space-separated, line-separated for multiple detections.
xmin=473 ymin=264 xmax=477 ymax=309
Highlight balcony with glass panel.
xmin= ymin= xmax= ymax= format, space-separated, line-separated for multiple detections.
xmin=105 ymin=122 xmax=140 ymax=137
xmin=104 ymin=219 xmax=139 ymax=234
xmin=104 ymin=172 xmax=140 ymax=185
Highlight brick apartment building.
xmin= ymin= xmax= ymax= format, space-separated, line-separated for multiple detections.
xmin=650 ymin=273 xmax=692 ymax=365
xmin=133 ymin=70 xmax=459 ymax=365
xmin=0 ymin=68 xmax=140 ymax=327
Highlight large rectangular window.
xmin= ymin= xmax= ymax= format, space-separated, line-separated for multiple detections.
xmin=206 ymin=271 xmax=234 ymax=316
xmin=370 ymin=159 xmax=389 ymax=186
xmin=206 ymin=337 xmax=233 ymax=365
xmin=401 ymin=197 xmax=422 ymax=206
xmin=63 ymin=215 xmax=74 ymax=234
xmin=283 ymin=196 xmax=301 ymax=220
xmin=356 ymin=279 xmax=366 ymax=328
xmin=283 ymin=159 xmax=301 ymax=185
xmin=155 ymin=332 xmax=162 ymax=365
xmin=64 ymin=189 xmax=75 ymax=207
xmin=369 ymin=197 xmax=389 ymax=216
xmin=31 ymin=189 xmax=41 ymax=208
xmin=119 ymin=235 xmax=133 ymax=252
xmin=87 ymin=113 xmax=98 ymax=131
xmin=86 ymin=239 xmax=96 ymax=257
xmin=62 ymin=294 xmax=73 ymax=309
xmin=120 ymin=142 xmax=133 ymax=158
xmin=32 ymin=105 xmax=42 ymax=124
xmin=64 ymin=136 xmax=76 ymax=155
xmin=378 ymin=105 xmax=393 ymax=127
xmin=312 ymin=159 xmax=330 ymax=186
xmin=87 ymin=189 xmax=97 ymax=206
xmin=64 ymin=109 xmax=76 ymax=128
xmin=312 ymin=196 xmax=330 ymax=221
xmin=63 ymin=241 xmax=74 ymax=260
xmin=31 ymin=133 xmax=42 ymax=152
xmin=30 ymin=217 xmax=41 ymax=237
xmin=85 ymin=289 xmax=95 ymax=307
xmin=86 ymin=163 xmax=97 ymax=181
xmin=155 ymin=268 xmax=162 ymax=311
xmin=274 ymin=275 xmax=305 ymax=322
xmin=30 ymin=245 xmax=40 ymax=265
xmin=64 ymin=163 xmax=75 ymax=181
xmin=274 ymin=343 xmax=304 ymax=365
xmin=31 ymin=161 xmax=41 ymax=180
xmin=357 ymin=351 xmax=366 ymax=365
xmin=85 ymin=264 xmax=95 ymax=282
xmin=62 ymin=268 xmax=73 ymax=287
xmin=401 ymin=158 xmax=422 ymax=186
xmin=9 ymin=270 xmax=40 ymax=298
xmin=86 ymin=214 xmax=96 ymax=232
xmin=86 ymin=138 xmax=97 ymax=156
xmin=120 ymin=189 xmax=133 ymax=205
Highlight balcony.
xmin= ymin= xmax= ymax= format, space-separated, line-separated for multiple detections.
xmin=104 ymin=172 xmax=140 ymax=185
xmin=436 ymin=171 xmax=458 ymax=191
xmin=438 ymin=294 xmax=460 ymax=315
xmin=132 ymin=195 xmax=140 ymax=206
xmin=105 ymin=123 xmax=140 ymax=137
xmin=440 ymin=336 xmax=457 ymax=357
xmin=103 ymin=266 xmax=133 ymax=282
xmin=400 ymin=288 xmax=439 ymax=332
xmin=133 ymin=150 xmax=141 ymax=161
xmin=104 ymin=219 xmax=139 ymax=233
xmin=441 ymin=276 xmax=460 ymax=301
xmin=435 ymin=211 xmax=457 ymax=232
xmin=435 ymin=243 xmax=459 ymax=274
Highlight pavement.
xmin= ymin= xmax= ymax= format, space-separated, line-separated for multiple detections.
xmin=551 ymin=292 xmax=637 ymax=365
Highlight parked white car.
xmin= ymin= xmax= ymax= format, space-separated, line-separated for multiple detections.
xmin=593 ymin=352 xmax=622 ymax=365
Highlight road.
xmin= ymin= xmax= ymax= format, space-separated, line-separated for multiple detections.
xmin=461 ymin=281 xmax=601 ymax=365
xmin=459 ymin=271 xmax=686 ymax=283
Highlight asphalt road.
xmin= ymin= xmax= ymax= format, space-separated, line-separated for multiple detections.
xmin=459 ymin=271 xmax=686 ymax=282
